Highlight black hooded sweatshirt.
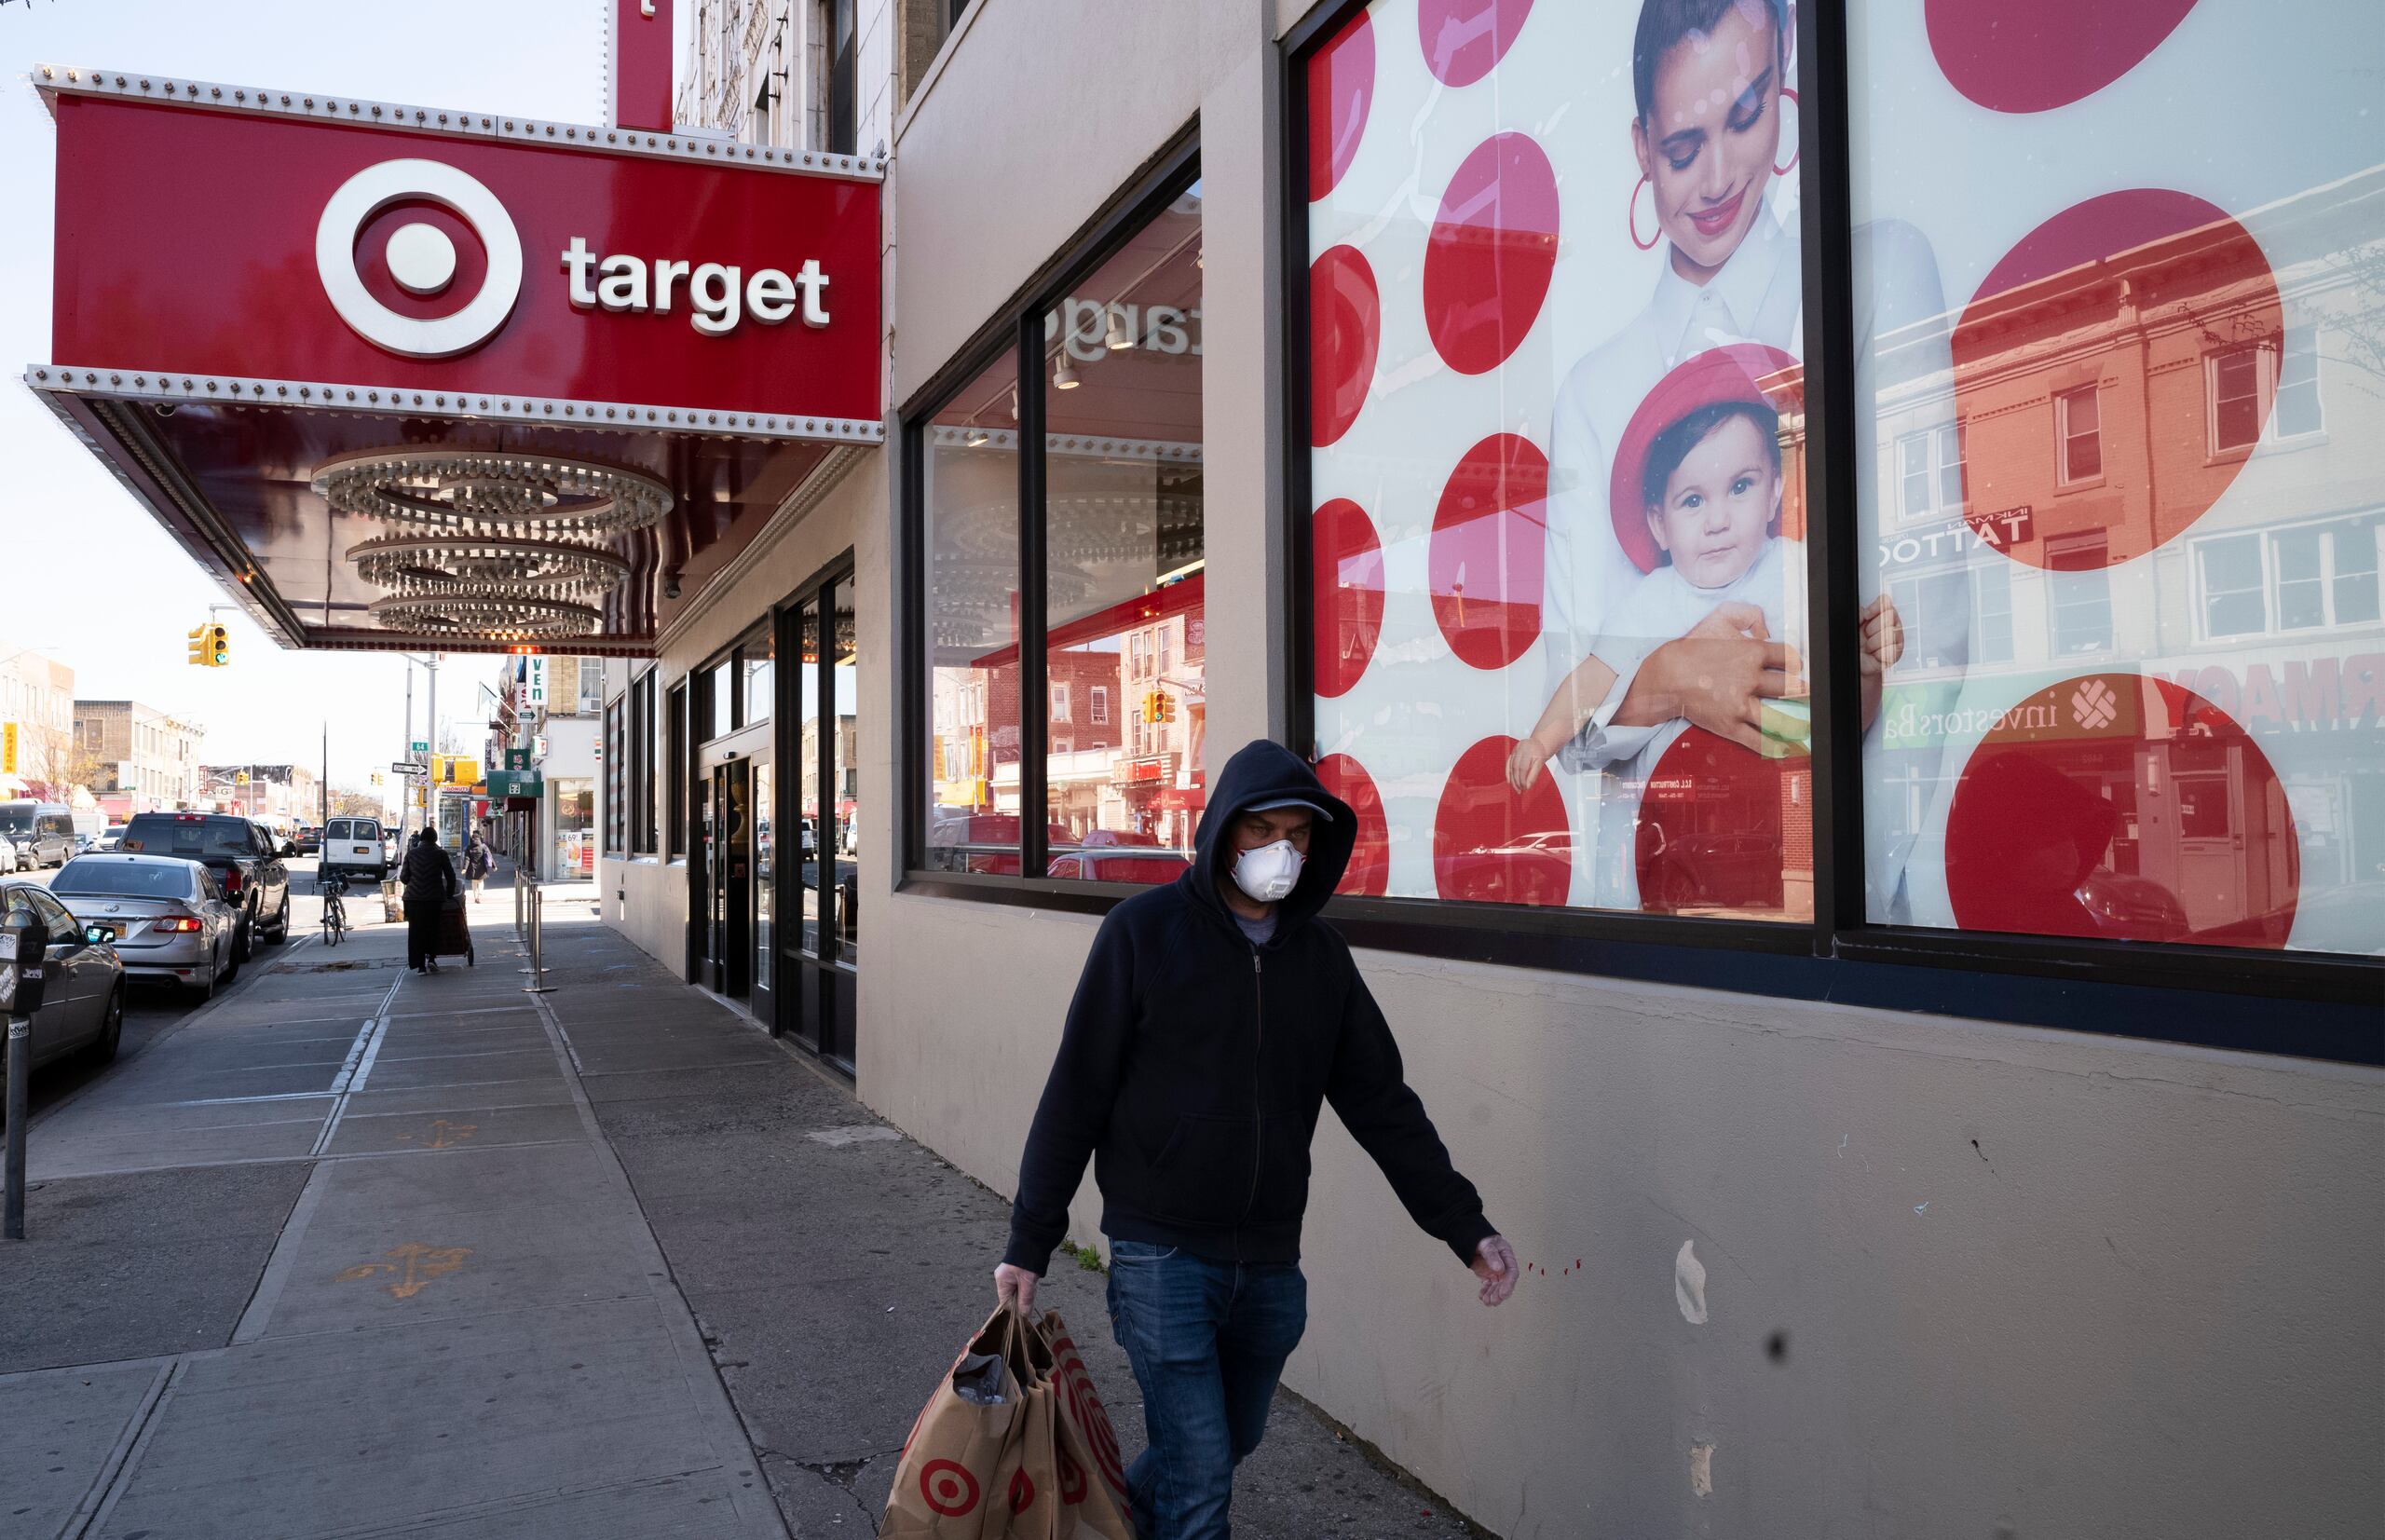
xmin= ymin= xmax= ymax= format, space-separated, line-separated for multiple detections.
xmin=1004 ymin=739 xmax=1496 ymax=1274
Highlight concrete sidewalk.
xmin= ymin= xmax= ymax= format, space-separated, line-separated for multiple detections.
xmin=0 ymin=898 xmax=1480 ymax=1538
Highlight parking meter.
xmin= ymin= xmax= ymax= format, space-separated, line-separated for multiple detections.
xmin=2 ymin=906 xmax=41 ymax=1239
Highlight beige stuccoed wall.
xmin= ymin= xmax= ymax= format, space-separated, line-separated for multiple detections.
xmin=851 ymin=3 xmax=2385 ymax=1537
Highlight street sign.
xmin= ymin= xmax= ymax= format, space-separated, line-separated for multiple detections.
xmin=393 ymin=760 xmax=428 ymax=777
xmin=410 ymin=740 xmax=429 ymax=754
xmin=486 ymin=770 xmax=545 ymax=799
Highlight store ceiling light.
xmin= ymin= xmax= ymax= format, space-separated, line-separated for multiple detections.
xmin=1106 ymin=309 xmax=1135 ymax=352
xmin=310 ymin=446 xmax=673 ymax=538
xmin=1053 ymin=355 xmax=1079 ymax=390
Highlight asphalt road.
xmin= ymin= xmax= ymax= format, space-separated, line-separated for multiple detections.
xmin=19 ymin=856 xmax=343 ymax=1119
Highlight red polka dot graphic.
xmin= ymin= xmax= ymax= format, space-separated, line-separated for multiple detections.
xmin=1316 ymin=753 xmax=1391 ymax=897
xmin=1057 ymin=1447 xmax=1089 ymax=1506
xmin=1009 ymin=1467 xmax=1036 ymax=1515
xmin=1927 ymin=0 xmax=2200 ymax=114
xmin=1313 ymin=497 xmax=1386 ymax=699
xmin=1943 ymin=674 xmax=2297 ymax=947
xmin=920 ymin=1459 xmax=981 ymax=1518
xmin=1424 ymin=131 xmax=1560 ymax=375
xmin=1954 ymin=189 xmax=2280 ymax=570
xmin=1306 ymin=8 xmax=1375 ymax=200
xmin=1633 ymin=729 xmax=1808 ymax=916
xmin=1429 ymin=432 xmax=1548 ymax=671
xmin=1310 ymin=243 xmax=1381 ymax=447
xmin=1418 ymin=0 xmax=1535 ymax=88
xmin=1433 ymin=736 xmax=1571 ymax=906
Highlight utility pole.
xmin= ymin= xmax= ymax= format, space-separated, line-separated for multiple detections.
xmin=321 ymin=721 xmax=329 ymax=826
xmin=402 ymin=665 xmax=415 ymax=841
xmin=426 ymin=655 xmax=439 ymax=848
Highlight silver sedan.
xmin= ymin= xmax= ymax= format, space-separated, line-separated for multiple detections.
xmin=49 ymin=852 xmax=240 ymax=999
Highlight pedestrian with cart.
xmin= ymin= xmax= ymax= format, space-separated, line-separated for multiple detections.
xmin=402 ymin=827 xmax=458 ymax=974
xmin=993 ymin=739 xmax=1519 ymax=1540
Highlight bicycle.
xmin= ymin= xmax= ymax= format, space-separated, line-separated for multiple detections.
xmin=320 ymin=868 xmax=349 ymax=947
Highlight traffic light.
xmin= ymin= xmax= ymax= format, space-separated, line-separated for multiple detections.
xmin=370 ymin=771 xmax=385 ymax=787
xmin=186 ymin=625 xmax=209 ymax=666
xmin=1141 ymin=689 xmax=1175 ymax=724
xmin=207 ymin=623 xmax=230 ymax=667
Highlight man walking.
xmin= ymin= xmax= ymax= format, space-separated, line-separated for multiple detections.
xmin=463 ymin=825 xmax=494 ymax=903
xmin=401 ymin=826 xmax=457 ymax=974
xmin=994 ymin=739 xmax=1518 ymax=1538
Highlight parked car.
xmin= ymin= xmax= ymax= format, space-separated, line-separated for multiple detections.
xmin=320 ymin=815 xmax=389 ymax=883
xmin=0 ymin=836 xmax=17 ymax=875
xmin=116 ymin=812 xmax=291 ymax=961
xmin=0 ymin=800 xmax=76 ymax=868
xmin=50 ymin=852 xmax=240 ymax=998
xmin=94 ymin=824 xmax=129 ymax=852
xmin=294 ymin=825 xmax=323 ymax=855
xmin=0 ymin=879 xmax=127 ymax=1072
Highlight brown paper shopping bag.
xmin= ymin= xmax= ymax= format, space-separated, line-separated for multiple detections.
xmin=880 ymin=1307 xmax=1033 ymax=1539
xmin=1030 ymin=1311 xmax=1138 ymax=1540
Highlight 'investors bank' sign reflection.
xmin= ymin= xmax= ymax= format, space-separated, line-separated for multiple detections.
xmin=46 ymin=91 xmax=880 ymax=423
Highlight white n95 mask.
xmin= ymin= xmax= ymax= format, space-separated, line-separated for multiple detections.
xmin=1232 ymin=839 xmax=1304 ymax=903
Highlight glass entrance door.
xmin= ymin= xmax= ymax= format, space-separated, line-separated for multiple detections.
xmin=708 ymin=758 xmax=752 ymax=996
xmin=752 ymin=754 xmax=774 ymax=1023
xmin=778 ymin=559 xmax=860 ymax=1073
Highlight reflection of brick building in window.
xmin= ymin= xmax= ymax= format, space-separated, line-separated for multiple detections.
xmin=1866 ymin=168 xmax=2384 ymax=943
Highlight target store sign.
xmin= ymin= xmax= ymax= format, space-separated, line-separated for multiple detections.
xmin=40 ymin=77 xmax=881 ymax=432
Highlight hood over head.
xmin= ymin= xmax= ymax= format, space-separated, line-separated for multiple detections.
xmin=1184 ymin=739 xmax=1356 ymax=935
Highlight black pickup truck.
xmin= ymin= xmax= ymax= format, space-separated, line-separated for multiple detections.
xmin=118 ymin=812 xmax=292 ymax=961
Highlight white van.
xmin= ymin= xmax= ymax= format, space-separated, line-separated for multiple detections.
xmin=320 ymin=816 xmax=388 ymax=881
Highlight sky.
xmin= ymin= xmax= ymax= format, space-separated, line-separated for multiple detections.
xmin=0 ymin=1 xmax=610 ymax=803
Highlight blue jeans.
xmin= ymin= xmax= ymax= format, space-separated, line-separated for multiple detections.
xmin=1104 ymin=1240 xmax=1307 ymax=1540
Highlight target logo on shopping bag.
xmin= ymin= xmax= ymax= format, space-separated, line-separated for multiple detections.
xmin=919 ymin=1458 xmax=980 ymax=1518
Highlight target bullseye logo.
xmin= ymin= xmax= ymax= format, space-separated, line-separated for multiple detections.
xmin=316 ymin=158 xmax=524 ymax=359
xmin=918 ymin=1458 xmax=980 ymax=1517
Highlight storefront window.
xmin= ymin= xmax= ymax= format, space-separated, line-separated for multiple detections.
xmin=1301 ymin=2 xmax=1813 ymax=919
xmin=921 ymin=346 xmax=1024 ymax=874
xmin=831 ymin=577 xmax=861 ymax=961
xmin=706 ymin=660 xmax=736 ymax=741
xmin=744 ymin=627 xmax=774 ymax=727
xmin=666 ymin=681 xmax=687 ymax=859
xmin=799 ymin=598 xmax=823 ymax=951
xmin=552 ymin=779 xmax=594 ymax=881
xmin=1043 ymin=181 xmax=1205 ymax=885
xmin=1847 ymin=0 xmax=2384 ymax=955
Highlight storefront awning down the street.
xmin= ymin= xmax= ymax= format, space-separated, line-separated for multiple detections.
xmin=24 ymin=65 xmax=884 ymax=657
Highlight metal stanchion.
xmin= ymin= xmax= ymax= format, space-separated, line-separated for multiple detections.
xmin=3 ymin=909 xmax=46 ymax=1241
xmin=522 ymin=886 xmax=552 ymax=995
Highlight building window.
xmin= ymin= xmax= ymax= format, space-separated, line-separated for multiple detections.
xmin=2208 ymin=329 xmax=2325 ymax=455
xmin=2056 ymin=386 xmax=2102 ymax=484
xmin=744 ymin=626 xmax=775 ymax=727
xmin=667 ymin=681 xmax=688 ymax=858
xmin=2274 ymin=326 xmax=2324 ymax=438
xmin=1895 ymin=422 xmax=1965 ymax=522
xmin=605 ymin=695 xmax=627 ymax=855
xmin=631 ymin=672 xmax=659 ymax=854
xmin=2047 ymin=534 xmax=2115 ymax=656
xmin=911 ymin=151 xmax=1203 ymax=890
xmin=920 ymin=347 xmax=1022 ymax=875
xmin=2194 ymin=514 xmax=2385 ymax=641
xmin=2209 ymin=347 xmax=2264 ymax=454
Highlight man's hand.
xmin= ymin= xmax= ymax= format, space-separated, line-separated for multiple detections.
xmin=1623 ymin=631 xmax=1806 ymax=755
xmin=1858 ymin=593 xmax=1904 ymax=729
xmin=1472 ymin=1235 xmax=1519 ymax=1307
xmin=993 ymin=1262 xmax=1040 ymax=1315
